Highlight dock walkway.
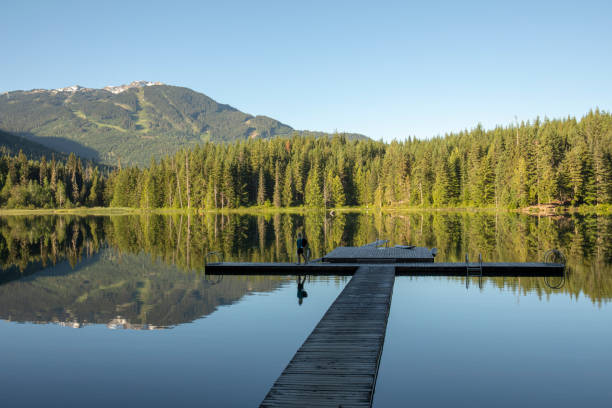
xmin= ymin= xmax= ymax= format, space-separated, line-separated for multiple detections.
xmin=260 ymin=265 xmax=395 ymax=407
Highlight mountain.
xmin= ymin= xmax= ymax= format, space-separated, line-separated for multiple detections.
xmin=0 ymin=81 xmax=366 ymax=166
xmin=0 ymin=129 xmax=64 ymax=160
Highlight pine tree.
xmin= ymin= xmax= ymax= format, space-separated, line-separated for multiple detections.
xmin=282 ymin=169 xmax=294 ymax=207
xmin=56 ymin=180 xmax=67 ymax=207
xmin=185 ymin=151 xmax=191 ymax=209
xmin=140 ymin=169 xmax=154 ymax=208
xmin=222 ymin=160 xmax=236 ymax=208
xmin=18 ymin=150 xmax=28 ymax=186
xmin=39 ymin=156 xmax=47 ymax=185
xmin=304 ymin=166 xmax=323 ymax=207
xmin=593 ymin=147 xmax=612 ymax=204
xmin=88 ymin=169 xmax=100 ymax=206
xmin=273 ymin=161 xmax=281 ymax=208
xmin=323 ymin=170 xmax=332 ymax=208
xmin=7 ymin=161 xmax=17 ymax=187
xmin=566 ymin=142 xmax=595 ymax=205
xmin=257 ymin=167 xmax=266 ymax=205
xmin=448 ymin=149 xmax=462 ymax=204
xmin=50 ymin=156 xmax=57 ymax=194
xmin=330 ymin=174 xmax=345 ymax=207
xmin=432 ymin=160 xmax=450 ymax=207
xmin=111 ymin=169 xmax=130 ymax=207
xmin=478 ymin=152 xmax=496 ymax=205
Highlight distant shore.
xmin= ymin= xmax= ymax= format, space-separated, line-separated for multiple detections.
xmin=0 ymin=204 xmax=610 ymax=216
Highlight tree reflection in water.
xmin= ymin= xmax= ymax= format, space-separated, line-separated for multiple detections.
xmin=0 ymin=211 xmax=611 ymax=305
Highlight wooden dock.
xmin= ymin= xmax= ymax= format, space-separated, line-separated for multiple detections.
xmin=322 ymin=245 xmax=435 ymax=263
xmin=205 ymin=262 xmax=564 ymax=277
xmin=206 ymin=247 xmax=565 ymax=406
xmin=260 ymin=265 xmax=395 ymax=407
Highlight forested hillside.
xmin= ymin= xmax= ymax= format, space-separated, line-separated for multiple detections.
xmin=0 ymin=129 xmax=63 ymax=160
xmin=1 ymin=110 xmax=610 ymax=209
xmin=0 ymin=82 xmax=293 ymax=166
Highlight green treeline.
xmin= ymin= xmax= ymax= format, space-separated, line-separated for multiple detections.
xmin=1 ymin=110 xmax=611 ymax=209
xmin=0 ymin=151 xmax=106 ymax=208
xmin=109 ymin=109 xmax=612 ymax=209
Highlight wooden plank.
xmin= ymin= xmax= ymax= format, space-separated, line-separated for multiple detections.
xmin=260 ymin=266 xmax=395 ymax=408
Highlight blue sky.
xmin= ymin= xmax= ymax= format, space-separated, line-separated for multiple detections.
xmin=2 ymin=0 xmax=611 ymax=141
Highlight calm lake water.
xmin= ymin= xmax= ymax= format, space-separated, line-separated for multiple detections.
xmin=0 ymin=212 xmax=611 ymax=407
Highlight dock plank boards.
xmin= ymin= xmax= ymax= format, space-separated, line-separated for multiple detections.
xmin=322 ymin=246 xmax=435 ymax=263
xmin=260 ymin=266 xmax=395 ymax=408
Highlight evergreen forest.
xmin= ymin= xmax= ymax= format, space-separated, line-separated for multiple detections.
xmin=1 ymin=110 xmax=611 ymax=210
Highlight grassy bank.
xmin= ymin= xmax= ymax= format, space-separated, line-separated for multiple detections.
xmin=0 ymin=205 xmax=365 ymax=216
xmin=0 ymin=207 xmax=140 ymax=216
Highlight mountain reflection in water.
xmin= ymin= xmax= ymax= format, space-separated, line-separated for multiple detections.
xmin=0 ymin=248 xmax=289 ymax=328
xmin=0 ymin=211 xmax=611 ymax=329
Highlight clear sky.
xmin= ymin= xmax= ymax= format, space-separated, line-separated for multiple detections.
xmin=2 ymin=0 xmax=611 ymax=141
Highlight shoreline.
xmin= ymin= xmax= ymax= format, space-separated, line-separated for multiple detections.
xmin=0 ymin=204 xmax=610 ymax=216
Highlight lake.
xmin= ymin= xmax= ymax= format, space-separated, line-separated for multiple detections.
xmin=0 ymin=212 xmax=611 ymax=407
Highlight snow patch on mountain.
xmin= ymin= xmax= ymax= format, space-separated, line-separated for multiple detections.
xmin=50 ymin=81 xmax=164 ymax=94
xmin=103 ymin=81 xmax=165 ymax=94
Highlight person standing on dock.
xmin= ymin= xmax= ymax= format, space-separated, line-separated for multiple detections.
xmin=296 ymin=232 xmax=309 ymax=264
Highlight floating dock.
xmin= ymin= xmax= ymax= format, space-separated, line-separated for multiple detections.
xmin=205 ymin=262 xmax=564 ymax=277
xmin=204 ymin=243 xmax=565 ymax=407
xmin=261 ymin=265 xmax=395 ymax=407
xmin=207 ymin=243 xmax=563 ymax=277
xmin=322 ymin=245 xmax=435 ymax=263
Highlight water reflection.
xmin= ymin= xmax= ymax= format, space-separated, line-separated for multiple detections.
xmin=0 ymin=248 xmax=290 ymax=328
xmin=0 ymin=211 xmax=611 ymax=306
xmin=297 ymin=275 xmax=309 ymax=305
xmin=1 ymin=275 xmax=350 ymax=408
xmin=374 ymin=276 xmax=612 ymax=408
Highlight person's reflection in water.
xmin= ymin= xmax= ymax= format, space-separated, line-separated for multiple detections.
xmin=297 ymin=275 xmax=308 ymax=305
